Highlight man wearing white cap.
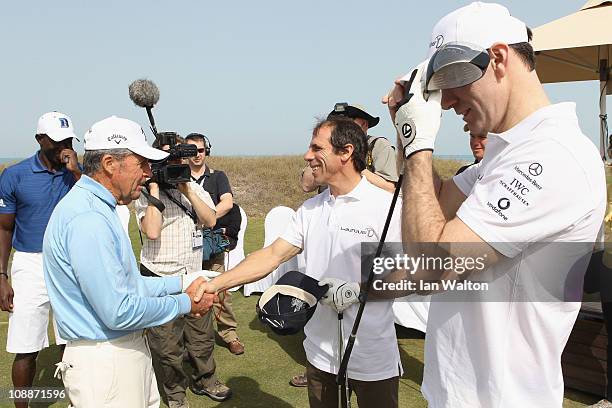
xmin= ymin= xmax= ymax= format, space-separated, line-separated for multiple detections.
xmin=384 ymin=2 xmax=605 ymax=407
xmin=0 ymin=111 xmax=81 ymax=408
xmin=42 ymin=116 xmax=216 ymax=407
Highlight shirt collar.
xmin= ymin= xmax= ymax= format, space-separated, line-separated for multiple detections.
xmin=489 ymin=102 xmax=577 ymax=145
xmin=29 ymin=151 xmax=69 ymax=175
xmin=76 ymin=175 xmax=118 ymax=209
xmin=324 ymin=176 xmax=369 ymax=203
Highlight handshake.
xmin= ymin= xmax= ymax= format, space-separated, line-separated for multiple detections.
xmin=182 ymin=270 xmax=221 ymax=317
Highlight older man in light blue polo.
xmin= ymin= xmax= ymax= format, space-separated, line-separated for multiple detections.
xmin=43 ymin=116 xmax=215 ymax=407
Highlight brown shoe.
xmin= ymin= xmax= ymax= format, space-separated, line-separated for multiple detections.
xmin=227 ymin=339 xmax=244 ymax=355
xmin=289 ymin=373 xmax=308 ymax=387
xmin=190 ymin=379 xmax=232 ymax=402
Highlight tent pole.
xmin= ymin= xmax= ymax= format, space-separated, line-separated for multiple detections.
xmin=600 ymin=58 xmax=609 ymax=160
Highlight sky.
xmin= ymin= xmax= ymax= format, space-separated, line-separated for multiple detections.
xmin=0 ymin=0 xmax=608 ymax=158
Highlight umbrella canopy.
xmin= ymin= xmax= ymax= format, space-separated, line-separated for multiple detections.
xmin=532 ymin=0 xmax=611 ymax=84
xmin=532 ymin=0 xmax=611 ymax=157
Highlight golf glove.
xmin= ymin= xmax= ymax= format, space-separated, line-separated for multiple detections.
xmin=182 ymin=270 xmax=221 ymax=292
xmin=318 ymin=278 xmax=361 ymax=313
xmin=394 ymin=59 xmax=442 ymax=159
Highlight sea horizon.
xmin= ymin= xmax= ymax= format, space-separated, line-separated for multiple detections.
xmin=1 ymin=154 xmax=474 ymax=166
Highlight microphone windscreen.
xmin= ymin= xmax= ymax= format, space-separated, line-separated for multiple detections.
xmin=128 ymin=79 xmax=160 ymax=108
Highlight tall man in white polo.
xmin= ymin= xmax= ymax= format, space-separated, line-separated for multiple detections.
xmin=384 ymin=2 xmax=606 ymax=406
xmin=0 ymin=111 xmax=81 ymax=408
xmin=43 ymin=116 xmax=215 ymax=407
xmin=198 ymin=117 xmax=402 ymax=408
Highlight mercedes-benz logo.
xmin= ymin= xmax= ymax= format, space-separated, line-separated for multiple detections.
xmin=528 ymin=162 xmax=543 ymax=176
xmin=498 ymin=198 xmax=510 ymax=210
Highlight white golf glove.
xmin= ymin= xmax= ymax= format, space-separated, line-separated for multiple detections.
xmin=318 ymin=278 xmax=361 ymax=313
xmin=394 ymin=59 xmax=442 ymax=159
xmin=181 ymin=270 xmax=221 ymax=292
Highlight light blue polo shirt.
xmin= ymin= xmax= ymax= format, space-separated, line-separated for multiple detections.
xmin=0 ymin=152 xmax=77 ymax=252
xmin=43 ymin=175 xmax=192 ymax=341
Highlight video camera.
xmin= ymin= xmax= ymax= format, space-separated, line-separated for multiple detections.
xmin=150 ymin=132 xmax=198 ymax=187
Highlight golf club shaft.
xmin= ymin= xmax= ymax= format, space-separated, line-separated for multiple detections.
xmin=336 ymin=174 xmax=403 ymax=390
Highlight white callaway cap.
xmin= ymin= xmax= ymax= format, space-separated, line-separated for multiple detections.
xmin=427 ymin=2 xmax=528 ymax=58
xmin=83 ymin=116 xmax=168 ymax=161
xmin=36 ymin=111 xmax=79 ymax=142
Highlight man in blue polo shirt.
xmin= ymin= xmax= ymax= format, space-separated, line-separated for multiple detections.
xmin=0 ymin=111 xmax=81 ymax=408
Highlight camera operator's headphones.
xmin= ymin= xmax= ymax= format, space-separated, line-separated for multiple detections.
xmin=186 ymin=133 xmax=212 ymax=156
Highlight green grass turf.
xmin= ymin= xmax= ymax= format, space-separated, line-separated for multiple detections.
xmin=0 ymin=213 xmax=602 ymax=407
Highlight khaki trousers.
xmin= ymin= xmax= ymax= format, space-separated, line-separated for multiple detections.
xmin=203 ymin=252 xmax=239 ymax=343
xmin=306 ymin=364 xmax=398 ymax=408
xmin=146 ymin=312 xmax=218 ymax=403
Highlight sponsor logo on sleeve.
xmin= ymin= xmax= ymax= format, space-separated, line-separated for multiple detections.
xmin=486 ymin=198 xmax=510 ymax=221
xmin=513 ymin=165 xmax=543 ymax=190
xmin=0 ymin=198 xmax=5 ymax=208
xmin=499 ymin=178 xmax=530 ymax=206
xmin=528 ymin=162 xmax=543 ymax=176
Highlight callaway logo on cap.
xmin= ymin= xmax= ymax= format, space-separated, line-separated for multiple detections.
xmin=83 ymin=116 xmax=168 ymax=161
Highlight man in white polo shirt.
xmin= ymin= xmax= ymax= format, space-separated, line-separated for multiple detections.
xmin=197 ymin=116 xmax=402 ymax=408
xmin=384 ymin=2 xmax=606 ymax=407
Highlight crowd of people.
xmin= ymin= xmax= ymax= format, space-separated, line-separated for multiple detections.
xmin=0 ymin=2 xmax=609 ymax=408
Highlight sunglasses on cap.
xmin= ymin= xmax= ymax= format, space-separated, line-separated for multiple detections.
xmin=426 ymin=42 xmax=490 ymax=91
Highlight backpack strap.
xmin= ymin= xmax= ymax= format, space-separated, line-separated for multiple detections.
xmin=367 ymin=137 xmax=384 ymax=171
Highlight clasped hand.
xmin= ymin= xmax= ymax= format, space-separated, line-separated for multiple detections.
xmin=183 ymin=271 xmax=220 ymax=317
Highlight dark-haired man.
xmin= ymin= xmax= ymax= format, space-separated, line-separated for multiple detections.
xmin=198 ymin=117 xmax=403 ymax=408
xmin=384 ymin=2 xmax=605 ymax=406
xmin=301 ymin=103 xmax=398 ymax=193
xmin=0 ymin=111 xmax=81 ymax=408
xmin=185 ymin=133 xmax=244 ymax=355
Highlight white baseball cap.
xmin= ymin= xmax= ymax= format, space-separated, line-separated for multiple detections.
xmin=36 ymin=111 xmax=79 ymax=142
xmin=424 ymin=2 xmax=528 ymax=91
xmin=83 ymin=116 xmax=169 ymax=161
xmin=427 ymin=2 xmax=528 ymax=58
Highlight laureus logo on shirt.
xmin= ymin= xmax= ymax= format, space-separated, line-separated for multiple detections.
xmin=0 ymin=198 xmax=5 ymax=208
xmin=340 ymin=225 xmax=375 ymax=238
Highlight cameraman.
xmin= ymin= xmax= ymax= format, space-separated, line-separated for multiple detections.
xmin=186 ymin=132 xmax=244 ymax=356
xmin=136 ymin=135 xmax=232 ymax=405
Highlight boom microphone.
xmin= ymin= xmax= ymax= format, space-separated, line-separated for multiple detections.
xmin=128 ymin=79 xmax=160 ymax=136
xmin=129 ymin=79 xmax=159 ymax=108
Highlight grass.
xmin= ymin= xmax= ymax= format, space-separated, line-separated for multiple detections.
xmin=0 ymin=156 xmax=604 ymax=407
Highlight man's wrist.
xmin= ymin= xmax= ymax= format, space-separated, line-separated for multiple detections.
xmin=0 ymin=272 xmax=8 ymax=279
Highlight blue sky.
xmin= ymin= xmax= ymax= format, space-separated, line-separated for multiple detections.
xmin=0 ymin=0 xmax=606 ymax=157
